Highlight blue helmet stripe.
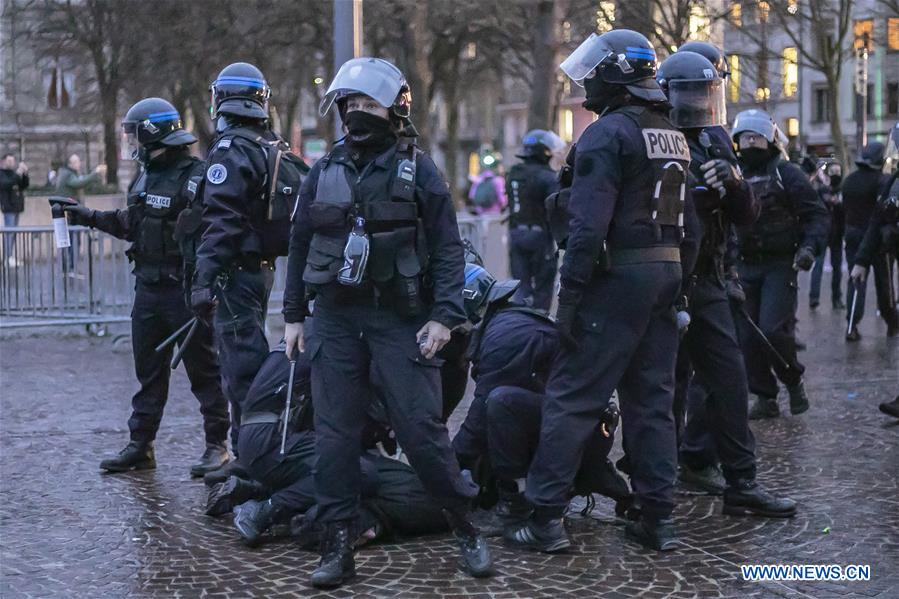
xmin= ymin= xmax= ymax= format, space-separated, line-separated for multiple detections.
xmin=464 ymin=265 xmax=485 ymax=284
xmin=625 ymin=46 xmax=656 ymax=60
xmin=215 ymin=76 xmax=267 ymax=88
xmin=146 ymin=111 xmax=180 ymax=123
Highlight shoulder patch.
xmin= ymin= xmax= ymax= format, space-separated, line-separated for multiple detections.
xmin=642 ymin=129 xmax=691 ymax=161
xmin=206 ymin=163 xmax=228 ymax=185
xmin=187 ymin=179 xmax=198 ymax=194
xmin=216 ymin=138 xmax=232 ymax=150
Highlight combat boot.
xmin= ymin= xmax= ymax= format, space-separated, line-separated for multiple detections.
xmin=203 ymin=459 xmax=248 ymax=486
xmin=311 ymin=520 xmax=356 ymax=589
xmin=206 ymin=476 xmax=266 ymax=517
xmin=879 ymin=396 xmax=899 ymax=419
xmin=625 ymin=515 xmax=679 ymax=551
xmin=444 ymin=509 xmax=495 ymax=577
xmin=723 ymin=479 xmax=797 ymax=518
xmin=505 ymin=515 xmax=571 ymax=553
xmin=748 ymin=395 xmax=779 ymax=420
xmin=190 ymin=444 xmax=230 ymax=478
xmin=787 ymin=380 xmax=810 ymax=415
xmin=677 ymin=463 xmax=725 ymax=496
xmin=233 ymin=499 xmax=282 ymax=546
xmin=100 ymin=441 xmax=156 ymax=473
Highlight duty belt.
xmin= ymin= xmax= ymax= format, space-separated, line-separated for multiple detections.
xmin=240 ymin=411 xmax=281 ymax=426
xmin=608 ymin=246 xmax=680 ymax=266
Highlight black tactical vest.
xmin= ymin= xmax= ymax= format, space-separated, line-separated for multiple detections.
xmin=737 ymin=157 xmax=798 ymax=259
xmin=127 ymin=156 xmax=203 ymax=283
xmin=507 ymin=162 xmax=552 ymax=227
xmin=689 ymin=129 xmax=735 ymax=279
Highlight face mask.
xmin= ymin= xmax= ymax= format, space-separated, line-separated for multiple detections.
xmin=343 ymin=110 xmax=395 ymax=147
xmin=739 ymin=147 xmax=770 ymax=170
xmin=829 ymin=175 xmax=842 ymax=187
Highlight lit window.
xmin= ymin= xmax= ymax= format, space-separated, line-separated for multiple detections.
xmin=888 ymin=18 xmax=899 ymax=51
xmin=758 ymin=1 xmax=770 ymax=23
xmin=787 ymin=0 xmax=799 ymax=15
xmin=728 ymin=55 xmax=741 ymax=102
xmin=560 ymin=109 xmax=574 ymax=143
xmin=468 ymin=152 xmax=480 ymax=179
xmin=465 ymin=42 xmax=477 ymax=59
xmin=596 ymin=2 xmax=615 ymax=33
xmin=562 ymin=21 xmax=571 ymax=43
xmin=755 ymin=87 xmax=771 ymax=102
xmin=689 ymin=5 xmax=710 ymax=40
xmin=782 ymin=47 xmax=798 ymax=97
xmin=786 ymin=118 xmax=799 ymax=137
xmin=731 ymin=2 xmax=742 ymax=26
xmin=854 ymin=19 xmax=873 ymax=50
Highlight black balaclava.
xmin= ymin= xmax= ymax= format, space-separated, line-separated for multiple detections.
xmin=738 ymin=147 xmax=773 ymax=171
xmin=145 ymin=145 xmax=190 ymax=170
xmin=583 ymin=77 xmax=633 ymax=116
xmin=343 ymin=111 xmax=397 ymax=148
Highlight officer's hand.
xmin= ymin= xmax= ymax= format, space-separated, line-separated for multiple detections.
xmin=850 ymin=264 xmax=867 ymax=285
xmin=62 ymin=203 xmax=94 ymax=226
xmin=190 ymin=286 xmax=217 ymax=324
xmin=284 ymin=321 xmax=305 ymax=358
xmin=725 ymin=278 xmax=746 ymax=303
xmin=792 ymin=246 xmax=816 ymax=271
xmin=417 ymin=320 xmax=451 ymax=359
xmin=554 ymin=286 xmax=582 ymax=348
xmin=700 ymin=159 xmax=739 ymax=194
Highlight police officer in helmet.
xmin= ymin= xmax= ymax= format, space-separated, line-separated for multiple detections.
xmin=506 ymin=130 xmax=565 ymax=310
xmin=677 ymin=41 xmax=731 ymax=81
xmin=730 ymin=109 xmax=828 ymax=419
xmin=507 ymin=29 xmax=700 ymax=553
xmin=283 ymin=57 xmax=493 ymax=588
xmin=657 ymin=50 xmax=797 ymax=517
xmin=64 ymin=98 xmax=230 ymax=476
xmin=191 ymin=62 xmax=282 ymax=454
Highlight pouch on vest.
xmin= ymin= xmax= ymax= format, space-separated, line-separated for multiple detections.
xmin=370 ymin=226 xmax=424 ymax=316
xmin=303 ymin=235 xmax=347 ymax=284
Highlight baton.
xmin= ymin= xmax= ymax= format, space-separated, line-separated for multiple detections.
xmin=155 ymin=317 xmax=197 ymax=353
xmin=170 ymin=317 xmax=200 ymax=370
xmin=281 ymin=357 xmax=297 ymax=456
xmin=735 ymin=306 xmax=791 ymax=371
xmin=847 ymin=279 xmax=859 ymax=337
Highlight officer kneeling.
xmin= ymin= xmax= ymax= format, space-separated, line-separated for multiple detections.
xmin=282 ymin=57 xmax=493 ymax=588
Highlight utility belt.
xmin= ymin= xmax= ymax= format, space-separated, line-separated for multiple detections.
xmin=133 ymin=260 xmax=183 ymax=284
xmin=604 ymin=246 xmax=680 ymax=267
xmin=240 ymin=411 xmax=281 ymax=426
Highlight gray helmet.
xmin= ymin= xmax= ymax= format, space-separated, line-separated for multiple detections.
xmin=856 ymin=141 xmax=885 ymax=169
xmin=518 ymin=129 xmax=566 ymax=159
xmin=320 ymin=57 xmax=412 ymax=119
xmin=732 ymin=109 xmax=779 ymax=144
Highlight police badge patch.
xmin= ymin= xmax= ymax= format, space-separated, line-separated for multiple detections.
xmin=207 ymin=164 xmax=228 ymax=184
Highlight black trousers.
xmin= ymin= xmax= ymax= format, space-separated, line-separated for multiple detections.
xmin=308 ymin=302 xmax=476 ymax=523
xmin=238 ymin=427 xmax=318 ymax=511
xmin=845 ymin=226 xmax=898 ymax=328
xmin=129 ymin=282 xmax=228 ymax=446
xmin=214 ymin=267 xmax=273 ymax=450
xmin=526 ymin=262 xmax=681 ymax=519
xmin=679 ymin=278 xmax=756 ymax=483
xmin=737 ymin=259 xmax=805 ymax=399
xmin=509 ymin=227 xmax=557 ymax=311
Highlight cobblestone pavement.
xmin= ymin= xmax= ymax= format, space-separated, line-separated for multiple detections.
xmin=1 ymin=273 xmax=898 ymax=598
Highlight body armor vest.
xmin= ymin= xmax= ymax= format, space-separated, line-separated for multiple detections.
xmin=507 ymin=162 xmax=552 ymax=227
xmin=127 ymin=156 xmax=203 ymax=283
xmin=737 ymin=157 xmax=798 ymax=258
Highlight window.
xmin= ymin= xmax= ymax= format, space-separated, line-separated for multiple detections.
xmin=755 ymin=87 xmax=771 ymax=102
xmin=689 ymin=5 xmax=710 ymax=40
xmin=728 ymin=55 xmax=741 ymax=102
xmin=596 ymin=2 xmax=615 ymax=33
xmin=560 ymin=109 xmax=574 ymax=143
xmin=465 ymin=42 xmax=477 ymax=60
xmin=886 ymin=83 xmax=899 ymax=116
xmin=731 ymin=2 xmax=742 ymax=26
xmin=44 ymin=65 xmax=73 ymax=109
xmin=782 ymin=47 xmax=798 ymax=97
xmin=854 ymin=84 xmax=875 ymax=118
xmin=854 ymin=19 xmax=873 ymax=50
xmin=758 ymin=1 xmax=770 ymax=23
xmin=786 ymin=118 xmax=799 ymax=138
xmin=888 ymin=18 xmax=899 ymax=51
xmin=813 ymin=86 xmax=831 ymax=122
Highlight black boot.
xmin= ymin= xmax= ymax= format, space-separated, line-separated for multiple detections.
xmin=190 ymin=444 xmax=231 ymax=478
xmin=233 ymin=499 xmax=282 ymax=546
xmin=677 ymin=463 xmax=725 ymax=496
xmin=787 ymin=380 xmax=810 ymax=415
xmin=505 ymin=515 xmax=571 ymax=553
xmin=310 ymin=521 xmax=356 ymax=589
xmin=496 ymin=488 xmax=532 ymax=534
xmin=625 ymin=515 xmax=679 ymax=551
xmin=100 ymin=441 xmax=155 ymax=473
xmin=206 ymin=476 xmax=266 ymax=517
xmin=444 ymin=509 xmax=495 ymax=577
xmin=832 ymin=297 xmax=845 ymax=310
xmin=846 ymin=325 xmax=862 ymax=342
xmin=723 ymin=479 xmax=797 ymax=518
xmin=748 ymin=395 xmax=780 ymax=420
xmin=203 ymin=460 xmax=248 ymax=487
xmin=878 ymin=396 xmax=899 ymax=419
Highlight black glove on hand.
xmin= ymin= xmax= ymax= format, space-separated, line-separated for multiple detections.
xmin=190 ymin=285 xmax=216 ymax=323
xmin=793 ymin=246 xmax=816 ymax=271
xmin=554 ymin=286 xmax=582 ymax=347
xmin=62 ymin=203 xmax=95 ymax=227
xmin=700 ymin=159 xmax=739 ymax=194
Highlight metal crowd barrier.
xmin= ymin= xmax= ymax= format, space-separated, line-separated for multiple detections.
xmin=0 ymin=214 xmax=510 ymax=329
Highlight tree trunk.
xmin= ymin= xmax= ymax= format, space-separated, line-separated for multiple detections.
xmin=825 ymin=74 xmax=849 ymax=172
xmin=100 ymin=91 xmax=119 ymax=185
xmin=443 ymin=59 xmax=462 ymax=207
xmin=402 ymin=2 xmax=432 ymax=147
xmin=527 ymin=0 xmax=558 ymax=131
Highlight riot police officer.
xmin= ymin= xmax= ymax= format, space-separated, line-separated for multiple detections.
xmin=731 ymin=109 xmax=829 ymax=419
xmin=507 ymin=29 xmax=700 ymax=553
xmin=844 ymin=140 xmax=898 ymax=339
xmin=656 ymin=51 xmax=796 ymax=518
xmin=191 ymin=63 xmax=283 ymax=452
xmin=282 ymin=57 xmax=493 ymax=587
xmin=505 ymin=130 xmax=564 ymax=310
xmin=63 ymin=98 xmax=229 ymax=476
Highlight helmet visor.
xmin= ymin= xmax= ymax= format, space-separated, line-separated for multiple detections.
xmin=885 ymin=125 xmax=899 ymax=174
xmin=668 ymin=78 xmax=726 ymax=128
xmin=560 ymin=33 xmax=612 ymax=86
xmin=732 ymin=111 xmax=776 ymax=143
xmin=120 ymin=130 xmax=139 ymax=161
xmin=320 ymin=58 xmax=405 ymax=116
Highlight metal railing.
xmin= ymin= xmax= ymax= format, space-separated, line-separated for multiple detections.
xmin=0 ymin=214 xmax=509 ymax=329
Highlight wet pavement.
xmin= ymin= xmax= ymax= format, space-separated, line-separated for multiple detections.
xmin=1 ymin=271 xmax=897 ymax=598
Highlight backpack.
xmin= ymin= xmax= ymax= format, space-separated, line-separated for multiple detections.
xmin=472 ymin=175 xmax=499 ymax=208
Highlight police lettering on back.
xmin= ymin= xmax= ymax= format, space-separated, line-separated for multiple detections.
xmin=643 ymin=129 xmax=690 ymax=161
